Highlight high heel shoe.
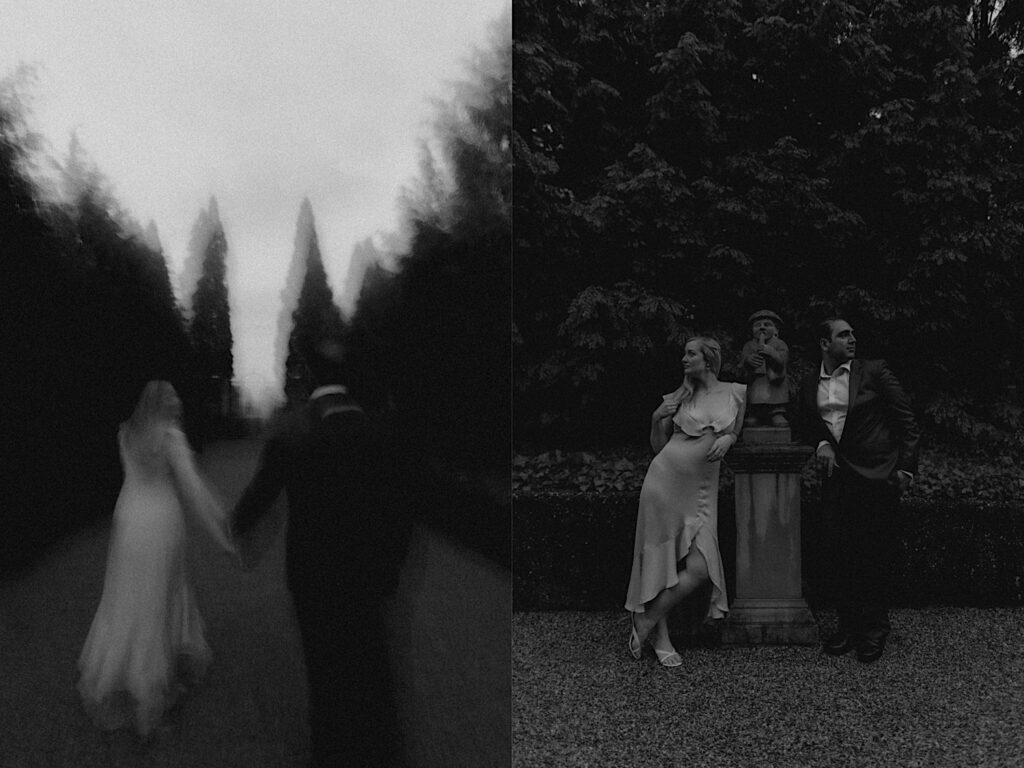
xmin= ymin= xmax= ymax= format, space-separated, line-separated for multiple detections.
xmin=628 ymin=613 xmax=643 ymax=660
xmin=655 ymin=647 xmax=682 ymax=668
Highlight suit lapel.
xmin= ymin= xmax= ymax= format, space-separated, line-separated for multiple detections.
xmin=805 ymin=370 xmax=819 ymax=415
xmin=805 ymin=369 xmax=833 ymax=445
xmin=841 ymin=360 xmax=863 ymax=444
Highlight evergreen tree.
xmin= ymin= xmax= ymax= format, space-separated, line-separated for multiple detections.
xmin=0 ymin=68 xmax=61 ymax=402
xmin=1 ymin=91 xmax=191 ymax=569
xmin=274 ymin=200 xmax=310 ymax=398
xmin=338 ymin=236 xmax=383 ymax=316
xmin=188 ymin=197 xmax=233 ymax=416
xmin=284 ymin=197 xmax=345 ymax=396
xmin=51 ymin=134 xmax=190 ymax=410
xmin=346 ymin=16 xmax=511 ymax=471
xmin=180 ymin=204 xmax=218 ymax=318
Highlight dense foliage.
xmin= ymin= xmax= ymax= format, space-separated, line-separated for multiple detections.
xmin=0 ymin=89 xmax=193 ymax=569
xmin=512 ymin=443 xmax=1024 ymax=506
xmin=514 ymin=491 xmax=1024 ymax=610
xmin=513 ymin=0 xmax=1024 ymax=448
xmin=345 ymin=20 xmax=511 ymax=475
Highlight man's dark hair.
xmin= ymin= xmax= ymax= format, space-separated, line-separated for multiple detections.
xmin=306 ymin=337 xmax=350 ymax=387
xmin=817 ymin=318 xmax=845 ymax=345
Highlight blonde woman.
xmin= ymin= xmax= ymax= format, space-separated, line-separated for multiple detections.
xmin=625 ymin=337 xmax=745 ymax=667
xmin=77 ymin=381 xmax=237 ymax=737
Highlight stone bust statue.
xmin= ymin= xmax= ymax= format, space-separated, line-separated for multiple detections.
xmin=738 ymin=309 xmax=789 ymax=428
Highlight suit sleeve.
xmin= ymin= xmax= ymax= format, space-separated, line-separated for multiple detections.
xmin=232 ymin=433 xmax=287 ymax=536
xmin=878 ymin=360 xmax=920 ymax=475
xmin=794 ymin=376 xmax=833 ymax=450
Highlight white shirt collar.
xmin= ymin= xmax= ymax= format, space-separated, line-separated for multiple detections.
xmin=819 ymin=361 xmax=852 ymax=379
xmin=310 ymin=384 xmax=348 ymax=400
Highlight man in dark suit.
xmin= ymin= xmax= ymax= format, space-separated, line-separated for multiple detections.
xmin=232 ymin=339 xmax=408 ymax=767
xmin=799 ymin=318 xmax=920 ymax=663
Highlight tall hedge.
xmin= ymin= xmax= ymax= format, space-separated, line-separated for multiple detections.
xmin=514 ymin=0 xmax=1024 ymax=447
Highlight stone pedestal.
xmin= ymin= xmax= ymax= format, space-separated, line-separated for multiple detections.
xmin=721 ymin=427 xmax=818 ymax=645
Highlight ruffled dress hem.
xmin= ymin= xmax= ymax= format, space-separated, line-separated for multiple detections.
xmin=623 ymin=525 xmax=728 ymax=620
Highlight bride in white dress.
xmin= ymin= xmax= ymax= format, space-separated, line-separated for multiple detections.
xmin=77 ymin=380 xmax=237 ymax=737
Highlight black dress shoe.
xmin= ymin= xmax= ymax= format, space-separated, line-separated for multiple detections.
xmin=856 ymin=636 xmax=886 ymax=663
xmin=822 ymin=632 xmax=858 ymax=656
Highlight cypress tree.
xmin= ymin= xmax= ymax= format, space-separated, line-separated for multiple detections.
xmin=283 ymin=198 xmax=345 ymax=397
xmin=188 ymin=197 xmax=233 ymax=417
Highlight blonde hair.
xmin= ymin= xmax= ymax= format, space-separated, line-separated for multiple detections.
xmin=123 ymin=380 xmax=182 ymax=459
xmin=668 ymin=336 xmax=723 ymax=403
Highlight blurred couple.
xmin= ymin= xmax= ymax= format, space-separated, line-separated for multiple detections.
xmin=77 ymin=338 xmax=408 ymax=767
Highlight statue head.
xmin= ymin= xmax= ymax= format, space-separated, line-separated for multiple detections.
xmin=748 ymin=309 xmax=782 ymax=343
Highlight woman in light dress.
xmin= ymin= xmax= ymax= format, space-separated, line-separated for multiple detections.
xmin=625 ymin=337 xmax=745 ymax=667
xmin=77 ymin=380 xmax=237 ymax=737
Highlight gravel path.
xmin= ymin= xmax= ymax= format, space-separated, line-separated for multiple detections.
xmin=513 ymin=609 xmax=1024 ymax=767
xmin=0 ymin=439 xmax=510 ymax=768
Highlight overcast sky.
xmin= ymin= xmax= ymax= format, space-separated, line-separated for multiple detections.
xmin=0 ymin=0 xmax=508 ymax=408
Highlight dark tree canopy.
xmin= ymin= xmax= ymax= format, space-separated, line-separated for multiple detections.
xmin=345 ymin=20 xmax=511 ymax=473
xmin=188 ymin=197 xmax=234 ymax=385
xmin=0 ymin=94 xmax=193 ymax=570
xmin=514 ymin=0 xmax=1024 ymax=449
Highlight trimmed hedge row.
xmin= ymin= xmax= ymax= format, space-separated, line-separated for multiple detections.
xmin=513 ymin=491 xmax=1024 ymax=611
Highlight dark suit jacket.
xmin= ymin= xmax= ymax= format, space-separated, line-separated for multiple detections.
xmin=799 ymin=358 xmax=920 ymax=482
xmin=232 ymin=392 xmax=408 ymax=600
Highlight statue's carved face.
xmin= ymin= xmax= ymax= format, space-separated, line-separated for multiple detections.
xmin=752 ymin=317 xmax=778 ymax=340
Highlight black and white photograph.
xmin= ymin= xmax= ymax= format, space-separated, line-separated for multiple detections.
xmin=512 ymin=0 xmax=1024 ymax=766
xmin=0 ymin=2 xmax=510 ymax=767
xmin=9 ymin=0 xmax=1024 ymax=765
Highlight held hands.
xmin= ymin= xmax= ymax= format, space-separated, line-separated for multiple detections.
xmin=215 ymin=509 xmax=243 ymax=567
xmin=706 ymin=433 xmax=736 ymax=462
xmin=224 ymin=524 xmax=243 ymax=568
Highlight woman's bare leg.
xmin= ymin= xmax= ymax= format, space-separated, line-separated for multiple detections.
xmin=652 ymin=616 xmax=676 ymax=655
xmin=633 ymin=546 xmax=710 ymax=643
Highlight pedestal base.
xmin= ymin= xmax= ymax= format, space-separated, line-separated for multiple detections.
xmin=741 ymin=426 xmax=792 ymax=444
xmin=721 ymin=598 xmax=819 ymax=645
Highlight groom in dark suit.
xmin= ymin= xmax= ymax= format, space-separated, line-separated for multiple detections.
xmin=799 ymin=318 xmax=920 ymax=663
xmin=231 ymin=338 xmax=408 ymax=767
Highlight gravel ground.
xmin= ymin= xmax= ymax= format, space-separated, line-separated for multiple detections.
xmin=513 ymin=609 xmax=1024 ymax=768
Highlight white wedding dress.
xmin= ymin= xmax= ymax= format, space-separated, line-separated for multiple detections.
xmin=77 ymin=423 xmax=232 ymax=736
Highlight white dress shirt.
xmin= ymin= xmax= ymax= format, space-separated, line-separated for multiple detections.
xmin=310 ymin=385 xmax=348 ymax=399
xmin=817 ymin=361 xmax=852 ymax=445
xmin=309 ymin=385 xmax=362 ymax=418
